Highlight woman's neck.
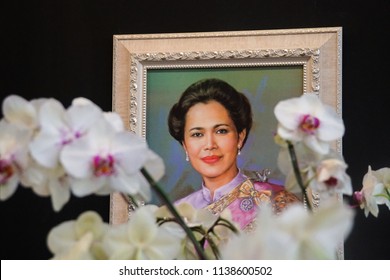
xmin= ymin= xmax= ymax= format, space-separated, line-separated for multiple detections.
xmin=203 ymin=168 xmax=239 ymax=199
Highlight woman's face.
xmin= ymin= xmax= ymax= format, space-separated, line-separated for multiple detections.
xmin=182 ymin=100 xmax=246 ymax=187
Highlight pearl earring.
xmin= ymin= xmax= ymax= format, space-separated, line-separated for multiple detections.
xmin=185 ymin=152 xmax=189 ymax=161
xmin=237 ymin=145 xmax=241 ymax=155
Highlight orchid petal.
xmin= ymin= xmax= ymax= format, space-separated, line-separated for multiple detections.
xmin=47 ymin=221 xmax=77 ymax=254
xmin=49 ymin=176 xmax=71 ymax=212
xmin=0 ymin=175 xmax=19 ymax=200
xmin=38 ymin=99 xmax=67 ymax=132
xmin=60 ymin=138 xmax=95 ymax=178
xmin=141 ymin=229 xmax=181 ymax=259
xmin=128 ymin=207 xmax=158 ymax=243
xmin=112 ymin=132 xmax=148 ymax=174
xmin=103 ymin=112 xmax=124 ymax=132
xmin=70 ymin=177 xmax=105 ymax=197
xmin=274 ymin=96 xmax=305 ymax=130
xmin=71 ymin=97 xmax=94 ymax=106
xmin=109 ymin=166 xmax=141 ymax=195
xmin=2 ymin=95 xmax=38 ymax=129
xmin=66 ymin=102 xmax=102 ymax=136
xmin=303 ymin=135 xmax=329 ymax=154
xmin=316 ymin=107 xmax=345 ymax=141
xmin=131 ymin=172 xmax=151 ymax=201
xmin=29 ymin=131 xmax=62 ymax=168
xmin=52 ymin=232 xmax=94 ymax=260
xmin=143 ymin=150 xmax=165 ymax=182
xmin=103 ymin=224 xmax=135 ymax=259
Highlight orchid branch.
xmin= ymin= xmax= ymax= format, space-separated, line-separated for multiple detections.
xmin=124 ymin=194 xmax=139 ymax=208
xmin=140 ymin=167 xmax=207 ymax=260
xmin=286 ymin=141 xmax=313 ymax=212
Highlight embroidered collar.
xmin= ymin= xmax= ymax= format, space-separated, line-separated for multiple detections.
xmin=201 ymin=170 xmax=247 ymax=203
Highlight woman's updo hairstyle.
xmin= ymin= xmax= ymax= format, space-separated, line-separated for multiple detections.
xmin=168 ymin=78 xmax=253 ymax=147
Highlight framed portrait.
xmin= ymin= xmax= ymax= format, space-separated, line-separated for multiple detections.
xmin=110 ymin=28 xmax=342 ymax=230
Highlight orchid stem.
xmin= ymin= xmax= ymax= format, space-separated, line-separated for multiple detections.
xmin=140 ymin=167 xmax=208 ymax=260
xmin=124 ymin=194 xmax=139 ymax=208
xmin=286 ymin=141 xmax=313 ymax=212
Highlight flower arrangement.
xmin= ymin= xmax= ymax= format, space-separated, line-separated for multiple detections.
xmin=1 ymin=93 xmax=389 ymax=260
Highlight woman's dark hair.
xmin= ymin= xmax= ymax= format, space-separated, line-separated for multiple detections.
xmin=168 ymin=78 xmax=253 ymax=147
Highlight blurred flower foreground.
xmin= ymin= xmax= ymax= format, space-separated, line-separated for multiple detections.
xmin=1 ymin=94 xmax=389 ymax=260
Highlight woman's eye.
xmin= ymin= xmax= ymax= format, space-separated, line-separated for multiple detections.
xmin=217 ymin=129 xmax=228 ymax=134
xmin=191 ymin=132 xmax=203 ymax=137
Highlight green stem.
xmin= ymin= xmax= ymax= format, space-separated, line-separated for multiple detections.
xmin=140 ymin=167 xmax=207 ymax=260
xmin=386 ymin=188 xmax=390 ymax=200
xmin=286 ymin=141 xmax=313 ymax=212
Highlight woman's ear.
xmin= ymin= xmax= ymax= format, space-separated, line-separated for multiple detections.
xmin=182 ymin=141 xmax=187 ymax=152
xmin=182 ymin=141 xmax=189 ymax=162
xmin=238 ymin=129 xmax=247 ymax=148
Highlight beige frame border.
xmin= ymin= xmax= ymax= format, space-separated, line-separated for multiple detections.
xmin=110 ymin=27 xmax=343 ymax=256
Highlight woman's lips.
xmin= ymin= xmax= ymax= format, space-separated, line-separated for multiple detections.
xmin=201 ymin=155 xmax=221 ymax=164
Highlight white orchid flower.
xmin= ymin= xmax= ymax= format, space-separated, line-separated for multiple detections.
xmin=355 ymin=166 xmax=390 ymax=217
xmin=156 ymin=203 xmax=237 ymax=259
xmin=157 ymin=202 xmax=218 ymax=228
xmin=273 ymin=201 xmax=354 ymax=259
xmin=277 ymin=142 xmax=322 ymax=176
xmin=47 ymin=211 xmax=109 ymax=260
xmin=371 ymin=167 xmax=390 ymax=209
xmin=277 ymin=141 xmax=351 ymax=198
xmin=0 ymin=121 xmax=31 ymax=200
xmin=22 ymin=163 xmax=72 ymax=211
xmin=155 ymin=202 xmax=216 ymax=259
xmin=52 ymin=232 xmax=94 ymax=260
xmin=277 ymin=141 xmax=321 ymax=193
xmin=60 ymin=117 xmax=163 ymax=200
xmin=221 ymin=203 xmax=304 ymax=260
xmin=208 ymin=208 xmax=238 ymax=247
xmin=103 ymin=206 xmax=183 ymax=259
xmin=274 ymin=94 xmax=344 ymax=154
xmin=309 ymin=158 xmax=353 ymax=197
xmin=29 ymin=98 xmax=102 ymax=169
xmin=221 ymin=201 xmax=354 ymax=259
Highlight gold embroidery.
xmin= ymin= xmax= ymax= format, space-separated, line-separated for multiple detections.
xmin=237 ymin=180 xmax=271 ymax=205
xmin=206 ymin=179 xmax=272 ymax=215
xmin=272 ymin=190 xmax=301 ymax=214
xmin=206 ymin=179 xmax=301 ymax=219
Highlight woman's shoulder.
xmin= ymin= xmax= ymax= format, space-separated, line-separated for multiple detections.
xmin=174 ymin=189 xmax=206 ymax=208
xmin=252 ymin=180 xmax=285 ymax=192
xmin=252 ymin=180 xmax=302 ymax=214
xmin=242 ymin=168 xmax=300 ymax=195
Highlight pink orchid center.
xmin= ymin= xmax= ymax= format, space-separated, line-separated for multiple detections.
xmin=60 ymin=129 xmax=84 ymax=146
xmin=93 ymin=155 xmax=115 ymax=177
xmin=352 ymin=191 xmax=364 ymax=207
xmin=300 ymin=114 xmax=320 ymax=134
xmin=60 ymin=128 xmax=74 ymax=146
xmin=0 ymin=159 xmax=14 ymax=184
xmin=324 ymin=177 xmax=338 ymax=187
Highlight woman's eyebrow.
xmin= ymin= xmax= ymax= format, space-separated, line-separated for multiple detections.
xmin=214 ymin=123 xmax=230 ymax=128
xmin=188 ymin=124 xmax=230 ymax=131
xmin=188 ymin=127 xmax=204 ymax=132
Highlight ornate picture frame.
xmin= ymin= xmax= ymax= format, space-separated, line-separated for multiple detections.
xmin=110 ymin=28 xmax=342 ymax=233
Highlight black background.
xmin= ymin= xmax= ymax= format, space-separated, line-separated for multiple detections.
xmin=1 ymin=0 xmax=389 ymax=260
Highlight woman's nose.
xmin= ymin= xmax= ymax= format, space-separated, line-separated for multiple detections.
xmin=204 ymin=134 xmax=217 ymax=150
